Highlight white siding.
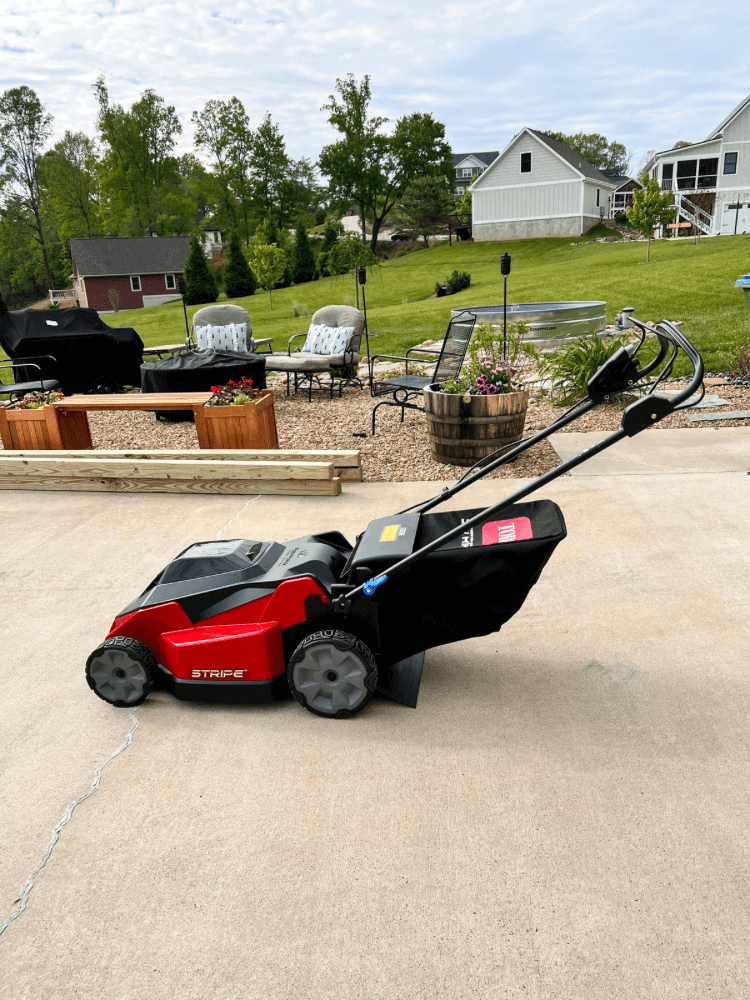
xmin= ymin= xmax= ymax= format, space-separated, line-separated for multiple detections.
xmin=474 ymin=178 xmax=581 ymax=224
xmin=477 ymin=132 xmax=579 ymax=188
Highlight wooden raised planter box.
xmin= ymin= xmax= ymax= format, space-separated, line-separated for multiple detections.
xmin=423 ymin=385 xmax=529 ymax=467
xmin=0 ymin=404 xmax=92 ymax=451
xmin=193 ymin=390 xmax=278 ymax=450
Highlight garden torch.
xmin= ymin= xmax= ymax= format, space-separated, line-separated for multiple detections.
xmin=500 ymin=253 xmax=511 ymax=359
xmin=357 ymin=267 xmax=372 ymax=393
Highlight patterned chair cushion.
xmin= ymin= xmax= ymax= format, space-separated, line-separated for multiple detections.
xmin=300 ymin=324 xmax=355 ymax=356
xmin=195 ymin=323 xmax=248 ymax=353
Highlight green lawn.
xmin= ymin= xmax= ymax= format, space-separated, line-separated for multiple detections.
xmin=5 ymin=234 xmax=750 ymax=382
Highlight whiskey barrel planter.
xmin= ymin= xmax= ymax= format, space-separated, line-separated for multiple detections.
xmin=192 ymin=389 xmax=279 ymax=450
xmin=423 ymin=385 xmax=529 ymax=467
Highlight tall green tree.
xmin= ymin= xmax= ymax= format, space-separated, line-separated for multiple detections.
xmin=250 ymin=112 xmax=289 ymax=215
xmin=627 ymin=175 xmax=676 ymax=262
xmin=191 ymin=97 xmax=255 ymax=240
xmin=0 ymin=86 xmax=56 ymax=290
xmin=93 ymin=77 xmax=190 ymax=235
xmin=223 ymin=229 xmax=256 ymax=298
xmin=183 ymin=233 xmax=218 ymax=305
xmin=292 ymin=218 xmax=316 ymax=284
xmin=319 ymin=74 xmax=453 ymax=250
xmin=39 ymin=131 xmax=101 ymax=241
xmin=543 ymin=131 xmax=630 ymax=173
xmin=397 ymin=174 xmax=455 ymax=245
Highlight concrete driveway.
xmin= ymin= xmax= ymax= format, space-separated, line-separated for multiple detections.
xmin=1 ymin=447 xmax=749 ymax=998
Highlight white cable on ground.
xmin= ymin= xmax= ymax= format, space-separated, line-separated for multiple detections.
xmin=0 ymin=707 xmax=140 ymax=939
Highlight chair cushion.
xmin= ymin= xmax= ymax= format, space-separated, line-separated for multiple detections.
xmin=195 ymin=323 xmax=248 ymax=353
xmin=266 ymin=352 xmax=360 ymax=372
xmin=301 ymin=324 xmax=355 ymax=356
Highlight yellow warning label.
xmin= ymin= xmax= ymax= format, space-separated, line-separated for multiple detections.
xmin=379 ymin=524 xmax=400 ymax=542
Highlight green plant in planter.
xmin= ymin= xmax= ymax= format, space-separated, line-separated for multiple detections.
xmin=16 ymin=389 xmax=65 ymax=409
xmin=440 ymin=321 xmax=529 ymax=395
xmin=526 ymin=331 xmax=632 ymax=406
xmin=206 ymin=377 xmax=264 ymax=407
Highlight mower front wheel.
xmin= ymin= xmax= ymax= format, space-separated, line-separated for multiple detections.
xmin=288 ymin=630 xmax=377 ymax=719
xmin=86 ymin=636 xmax=155 ymax=708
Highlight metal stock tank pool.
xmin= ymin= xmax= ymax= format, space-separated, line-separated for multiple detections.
xmin=453 ymin=301 xmax=607 ymax=344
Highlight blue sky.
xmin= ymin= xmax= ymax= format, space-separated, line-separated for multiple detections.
xmin=1 ymin=0 xmax=744 ymax=175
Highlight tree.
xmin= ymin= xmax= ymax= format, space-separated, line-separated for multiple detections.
xmin=0 ymin=86 xmax=56 ymax=290
xmin=246 ymin=242 xmax=286 ymax=308
xmin=292 ymin=218 xmax=316 ymax=283
xmin=250 ymin=113 xmax=289 ymax=214
xmin=319 ymin=75 xmax=453 ymax=250
xmin=454 ymin=186 xmax=472 ymax=215
xmin=627 ymin=175 xmax=676 ymax=262
xmin=93 ymin=77 xmax=187 ymax=235
xmin=543 ymin=131 xmax=630 ymax=173
xmin=183 ymin=234 xmax=218 ymax=304
xmin=396 ymin=174 xmax=455 ymax=245
xmin=673 ymin=141 xmax=692 ymax=149
xmin=223 ymin=229 xmax=256 ymax=298
xmin=316 ymin=233 xmax=377 ymax=307
xmin=39 ymin=130 xmax=101 ymax=240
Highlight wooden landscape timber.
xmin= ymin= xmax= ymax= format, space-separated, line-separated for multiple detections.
xmin=0 ymin=449 xmax=363 ymax=496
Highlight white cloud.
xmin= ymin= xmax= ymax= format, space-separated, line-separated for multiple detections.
xmin=0 ymin=0 xmax=746 ymax=172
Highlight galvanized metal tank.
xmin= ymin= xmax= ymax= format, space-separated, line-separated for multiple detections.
xmin=454 ymin=301 xmax=607 ymax=344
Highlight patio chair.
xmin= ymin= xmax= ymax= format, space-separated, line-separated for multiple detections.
xmin=187 ymin=303 xmax=273 ymax=355
xmin=264 ymin=305 xmax=365 ymax=401
xmin=0 ymin=355 xmax=60 ymax=406
xmin=369 ymin=309 xmax=477 ymax=433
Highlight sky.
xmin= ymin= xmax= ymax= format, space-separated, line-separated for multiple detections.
xmin=1 ymin=0 xmax=745 ymax=177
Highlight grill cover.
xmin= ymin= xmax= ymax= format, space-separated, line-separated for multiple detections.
xmin=0 ymin=305 xmax=143 ymax=394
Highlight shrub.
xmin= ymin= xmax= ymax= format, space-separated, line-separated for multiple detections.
xmin=292 ymin=219 xmax=317 ymax=284
xmin=224 ymin=230 xmax=257 ymax=298
xmin=720 ymin=339 xmax=750 ymax=378
xmin=183 ymin=234 xmax=218 ymax=305
xmin=614 ymin=212 xmax=629 ymax=224
xmin=442 ymin=270 xmax=471 ymax=295
xmin=526 ymin=331 xmax=632 ymax=406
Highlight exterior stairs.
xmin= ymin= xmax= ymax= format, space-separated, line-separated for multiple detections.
xmin=678 ymin=196 xmax=714 ymax=235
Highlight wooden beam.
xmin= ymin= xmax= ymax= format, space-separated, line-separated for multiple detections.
xmin=0 ymin=475 xmax=342 ymax=496
xmin=0 ymin=456 xmax=337 ymax=482
xmin=0 ymin=448 xmax=364 ymax=481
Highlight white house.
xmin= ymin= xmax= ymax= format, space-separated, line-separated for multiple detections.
xmin=469 ymin=129 xmax=617 ymax=241
xmin=453 ymin=152 xmax=498 ymax=197
xmin=644 ymin=93 xmax=750 ymax=236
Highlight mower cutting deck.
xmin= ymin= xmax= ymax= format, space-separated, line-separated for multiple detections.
xmin=86 ymin=315 xmax=705 ymax=718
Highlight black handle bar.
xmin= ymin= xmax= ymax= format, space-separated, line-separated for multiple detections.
xmin=333 ymin=315 xmax=704 ymax=610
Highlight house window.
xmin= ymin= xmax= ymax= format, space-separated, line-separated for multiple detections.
xmin=724 ymin=152 xmax=738 ymax=175
xmin=697 ymin=158 xmax=718 ymax=188
xmin=676 ymin=159 xmax=697 ymax=190
xmin=213 ymin=232 xmax=220 ymax=243
xmin=596 ymin=189 xmax=600 ymax=207
xmin=462 ymin=168 xmax=473 ymax=177
xmin=661 ymin=163 xmax=674 ymax=190
xmin=165 ymin=274 xmax=176 ymax=290
xmin=455 ymin=186 xmax=463 ymax=195
xmin=130 ymin=275 xmax=141 ymax=292
xmin=520 ymin=152 xmax=531 ymax=173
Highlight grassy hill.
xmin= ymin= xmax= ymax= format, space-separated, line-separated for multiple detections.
xmin=8 ymin=234 xmax=750 ymax=377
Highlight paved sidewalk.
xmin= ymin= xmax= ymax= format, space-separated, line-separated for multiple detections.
xmin=550 ymin=425 xmax=750 ymax=475
xmin=1 ymin=468 xmax=749 ymax=998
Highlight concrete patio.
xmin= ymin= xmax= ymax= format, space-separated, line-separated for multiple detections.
xmin=1 ymin=429 xmax=749 ymax=998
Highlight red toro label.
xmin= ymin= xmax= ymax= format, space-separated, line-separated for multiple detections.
xmin=481 ymin=517 xmax=533 ymax=545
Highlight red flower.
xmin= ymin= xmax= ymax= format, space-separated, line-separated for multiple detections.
xmin=210 ymin=386 xmax=221 ymax=393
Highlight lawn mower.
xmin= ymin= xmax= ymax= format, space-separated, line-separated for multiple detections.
xmin=86 ymin=315 xmax=704 ymax=718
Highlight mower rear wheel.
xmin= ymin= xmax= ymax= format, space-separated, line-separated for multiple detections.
xmin=288 ymin=630 xmax=377 ymax=719
xmin=86 ymin=636 xmax=155 ymax=708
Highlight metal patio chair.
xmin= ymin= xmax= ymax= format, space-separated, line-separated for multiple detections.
xmin=0 ymin=355 xmax=60 ymax=406
xmin=369 ymin=310 xmax=477 ymax=433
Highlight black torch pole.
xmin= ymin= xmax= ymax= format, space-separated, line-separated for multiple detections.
xmin=177 ymin=276 xmax=190 ymax=346
xmin=357 ymin=267 xmax=371 ymax=392
xmin=500 ymin=253 xmax=511 ymax=359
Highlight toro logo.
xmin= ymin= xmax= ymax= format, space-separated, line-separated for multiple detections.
xmin=191 ymin=669 xmax=247 ymax=679
xmin=481 ymin=517 xmax=533 ymax=545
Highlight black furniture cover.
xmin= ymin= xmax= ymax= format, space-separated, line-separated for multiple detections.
xmin=140 ymin=350 xmax=267 ymax=393
xmin=0 ymin=299 xmax=144 ymax=394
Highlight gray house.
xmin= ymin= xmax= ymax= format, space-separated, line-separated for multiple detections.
xmin=470 ymin=129 xmax=617 ymax=240
xmin=453 ymin=152 xmax=499 ymax=197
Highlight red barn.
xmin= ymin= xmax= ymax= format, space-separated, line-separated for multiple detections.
xmin=70 ymin=236 xmax=190 ymax=313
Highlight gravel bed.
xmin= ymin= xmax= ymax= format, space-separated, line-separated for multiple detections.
xmin=8 ymin=374 xmax=749 ymax=484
